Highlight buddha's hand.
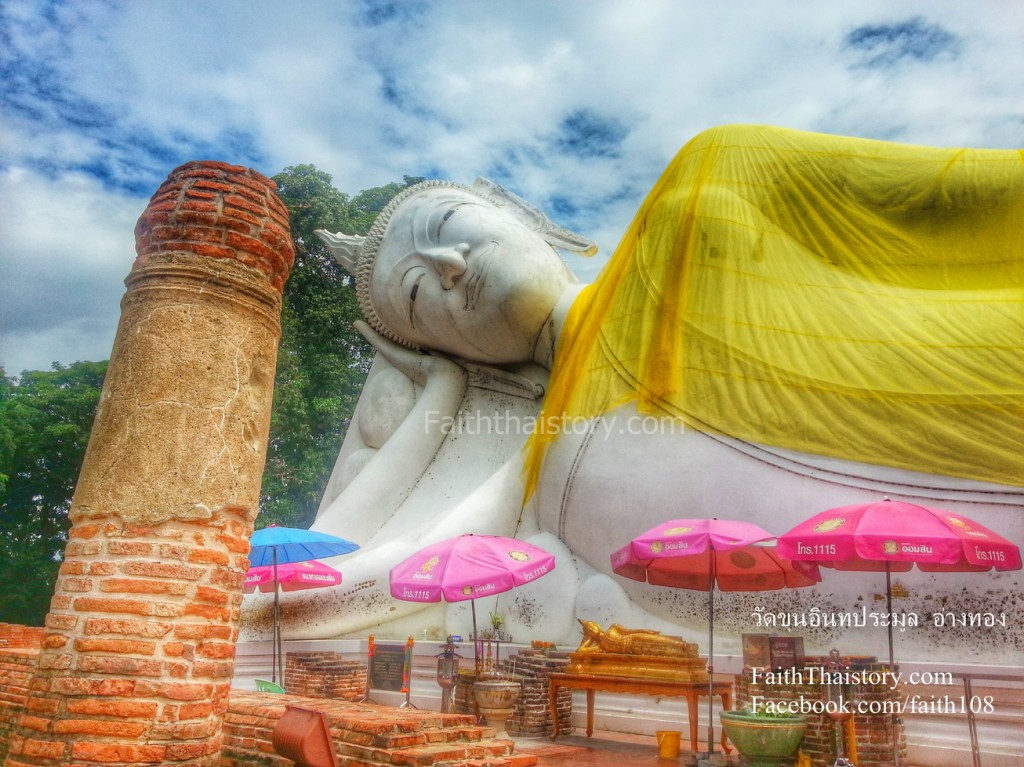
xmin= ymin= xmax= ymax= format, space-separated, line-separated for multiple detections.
xmin=354 ymin=320 xmax=464 ymax=387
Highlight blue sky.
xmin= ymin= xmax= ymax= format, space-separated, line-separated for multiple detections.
xmin=2 ymin=0 xmax=1022 ymax=375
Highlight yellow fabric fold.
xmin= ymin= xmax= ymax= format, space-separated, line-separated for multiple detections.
xmin=525 ymin=125 xmax=1024 ymax=497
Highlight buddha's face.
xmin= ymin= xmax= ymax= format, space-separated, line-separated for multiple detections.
xmin=367 ymin=187 xmax=575 ymax=364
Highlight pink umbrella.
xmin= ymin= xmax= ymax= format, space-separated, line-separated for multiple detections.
xmin=777 ymin=498 xmax=1021 ymax=665
xmin=389 ymin=534 xmax=556 ymax=658
xmin=244 ymin=559 xmax=343 ymax=593
xmin=612 ymin=519 xmax=820 ymax=754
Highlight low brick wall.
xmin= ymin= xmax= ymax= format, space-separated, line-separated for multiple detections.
xmin=285 ymin=651 xmax=367 ymax=701
xmin=0 ymin=625 xmax=45 ymax=763
xmin=454 ymin=649 xmax=573 ymax=738
xmin=0 ymin=624 xmax=46 ymax=650
xmin=504 ymin=649 xmax=573 ymax=737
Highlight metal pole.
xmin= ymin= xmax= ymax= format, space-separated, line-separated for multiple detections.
xmin=471 ymin=599 xmax=481 ymax=673
xmin=963 ymin=676 xmax=982 ymax=767
xmin=273 ymin=547 xmax=282 ymax=685
xmin=707 ymin=549 xmax=716 ymax=755
xmin=886 ymin=563 xmax=898 ymax=765
xmin=885 ymin=564 xmax=894 ymax=668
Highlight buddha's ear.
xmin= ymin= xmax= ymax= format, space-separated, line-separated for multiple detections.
xmin=471 ymin=177 xmax=598 ymax=257
xmin=314 ymin=229 xmax=365 ymax=274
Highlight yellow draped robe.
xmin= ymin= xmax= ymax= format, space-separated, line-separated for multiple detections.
xmin=525 ymin=125 xmax=1024 ymax=496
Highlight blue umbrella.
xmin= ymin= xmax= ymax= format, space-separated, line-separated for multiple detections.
xmin=249 ymin=525 xmax=359 ymax=682
xmin=249 ymin=525 xmax=360 ymax=566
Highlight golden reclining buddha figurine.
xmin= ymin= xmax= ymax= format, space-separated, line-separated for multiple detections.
xmin=568 ymin=621 xmax=709 ymax=682
xmin=576 ymin=620 xmax=699 ymax=658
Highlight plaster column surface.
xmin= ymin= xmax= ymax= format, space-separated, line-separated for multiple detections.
xmin=4 ymin=161 xmax=294 ymax=767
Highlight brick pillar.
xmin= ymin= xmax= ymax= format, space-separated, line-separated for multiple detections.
xmin=4 ymin=162 xmax=294 ymax=767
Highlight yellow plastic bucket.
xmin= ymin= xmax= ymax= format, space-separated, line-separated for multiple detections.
xmin=656 ymin=730 xmax=682 ymax=758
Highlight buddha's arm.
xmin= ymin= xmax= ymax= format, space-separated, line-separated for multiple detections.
xmin=312 ymin=321 xmax=468 ymax=536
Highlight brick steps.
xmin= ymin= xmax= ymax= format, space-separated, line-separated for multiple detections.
xmin=2 ymin=629 xmax=537 ymax=767
xmin=223 ymin=691 xmax=537 ymax=767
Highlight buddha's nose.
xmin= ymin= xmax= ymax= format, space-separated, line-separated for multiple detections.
xmin=426 ymin=243 xmax=469 ymax=289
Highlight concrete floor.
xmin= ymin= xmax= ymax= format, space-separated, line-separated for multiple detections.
xmin=513 ymin=730 xmax=734 ymax=767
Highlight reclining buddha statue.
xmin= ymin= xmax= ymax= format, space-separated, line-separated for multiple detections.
xmin=243 ymin=125 xmax=1023 ymax=667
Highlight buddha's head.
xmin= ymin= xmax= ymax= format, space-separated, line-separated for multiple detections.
xmin=317 ymin=179 xmax=595 ymax=365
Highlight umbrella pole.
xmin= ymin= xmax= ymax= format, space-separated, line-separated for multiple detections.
xmin=471 ymin=600 xmax=481 ymax=673
xmin=885 ymin=563 xmax=894 ymax=669
xmin=707 ymin=550 xmax=715 ymax=756
xmin=273 ymin=548 xmax=281 ymax=685
xmin=886 ymin=563 xmax=899 ymax=765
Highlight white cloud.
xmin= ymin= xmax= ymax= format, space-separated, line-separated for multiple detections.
xmin=0 ymin=168 xmax=139 ymax=374
xmin=1 ymin=0 xmax=1022 ymax=373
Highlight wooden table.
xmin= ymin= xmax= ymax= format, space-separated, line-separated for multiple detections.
xmin=548 ymin=673 xmax=732 ymax=753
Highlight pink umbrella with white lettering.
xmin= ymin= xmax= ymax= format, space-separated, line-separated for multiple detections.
xmin=611 ymin=518 xmax=820 ymax=754
xmin=389 ymin=534 xmax=556 ymax=667
xmin=244 ymin=559 xmax=343 ymax=593
xmin=777 ymin=498 xmax=1021 ymax=667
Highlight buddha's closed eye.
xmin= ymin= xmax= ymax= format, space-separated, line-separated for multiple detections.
xmin=435 ymin=204 xmax=467 ymax=240
xmin=407 ymin=272 xmax=425 ymax=328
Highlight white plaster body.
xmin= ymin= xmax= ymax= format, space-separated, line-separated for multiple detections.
xmin=246 ymin=350 xmax=1023 ymax=667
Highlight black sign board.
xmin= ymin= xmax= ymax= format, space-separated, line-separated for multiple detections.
xmin=368 ymin=643 xmax=407 ymax=692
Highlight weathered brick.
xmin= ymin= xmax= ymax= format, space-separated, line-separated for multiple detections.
xmin=66 ymin=698 xmax=159 ymax=719
xmin=70 ymin=524 xmax=103 ymax=539
xmin=177 ymin=701 xmax=214 ymax=720
xmin=180 ymin=199 xmax=218 ymax=213
xmin=119 ymin=561 xmax=205 ymax=580
xmin=197 ymin=641 xmax=234 ymax=659
xmin=191 ymin=179 xmax=235 ymax=194
xmin=189 ymin=548 xmax=231 ymax=566
xmin=74 ymin=638 xmax=157 ymax=655
xmin=14 ymin=714 xmax=52 ymax=733
xmin=18 ymin=738 xmax=66 ymax=760
xmin=100 ymin=577 xmax=188 ymax=596
xmin=158 ymin=543 xmax=189 ymax=560
xmin=83 ymin=618 xmax=173 ymax=638
xmin=24 ymin=697 xmax=61 ymax=715
xmin=58 ymin=576 xmax=93 ymax=593
xmin=150 ymin=719 xmax=219 ymax=740
xmin=59 ymin=560 xmax=87 ymax=575
xmin=64 ymin=541 xmax=102 ymax=557
xmin=174 ymin=623 xmax=233 ymax=641
xmin=184 ymin=188 xmax=219 ymax=200
xmin=106 ymin=541 xmax=156 ymax=556
xmin=71 ymin=741 xmax=167 ymax=763
xmin=184 ymin=242 xmax=237 ymax=260
xmin=76 ymin=654 xmax=163 ymax=677
xmin=36 ymin=653 xmax=72 ymax=670
xmin=191 ymin=660 xmax=235 ymax=679
xmin=54 ymin=718 xmax=146 ymax=736
xmin=73 ymin=597 xmax=154 ymax=616
xmin=184 ymin=602 xmax=230 ymax=621
xmin=136 ymin=681 xmax=211 ymax=701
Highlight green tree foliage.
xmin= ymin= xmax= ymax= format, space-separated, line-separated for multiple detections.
xmin=260 ymin=166 xmax=423 ymax=528
xmin=0 ymin=362 xmax=107 ymax=625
